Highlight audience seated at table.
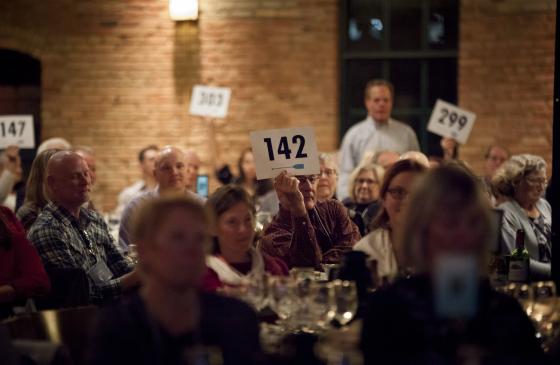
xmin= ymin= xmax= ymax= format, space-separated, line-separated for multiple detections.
xmin=493 ymin=154 xmax=552 ymax=280
xmin=204 ymin=185 xmax=288 ymax=288
xmin=16 ymin=148 xmax=62 ymax=232
xmin=353 ymin=159 xmax=426 ymax=283
xmin=343 ymin=163 xmax=385 ymax=236
xmin=0 ymin=206 xmax=50 ymax=319
xmin=27 ymin=151 xmax=138 ymax=305
xmin=261 ymin=171 xmax=360 ymax=269
xmin=87 ymin=195 xmax=261 ymax=365
xmin=361 ymin=165 xmax=545 ymax=365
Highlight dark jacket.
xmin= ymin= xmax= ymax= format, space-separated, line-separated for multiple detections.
xmin=361 ymin=275 xmax=545 ymax=365
xmin=87 ymin=292 xmax=261 ymax=365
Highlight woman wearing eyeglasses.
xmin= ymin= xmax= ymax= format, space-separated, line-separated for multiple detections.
xmin=353 ymin=159 xmax=426 ymax=283
xmin=316 ymin=153 xmax=339 ymax=201
xmin=343 ymin=163 xmax=385 ymax=236
xmin=492 ymin=154 xmax=552 ymax=279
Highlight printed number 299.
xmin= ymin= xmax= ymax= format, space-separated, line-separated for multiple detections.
xmin=263 ymin=135 xmax=307 ymax=161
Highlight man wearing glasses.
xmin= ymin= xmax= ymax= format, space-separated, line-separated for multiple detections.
xmin=261 ymin=171 xmax=361 ymax=269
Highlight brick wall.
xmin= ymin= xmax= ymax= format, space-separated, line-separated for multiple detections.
xmin=459 ymin=0 xmax=555 ymax=174
xmin=0 ymin=0 xmax=555 ymax=210
xmin=0 ymin=0 xmax=339 ymax=211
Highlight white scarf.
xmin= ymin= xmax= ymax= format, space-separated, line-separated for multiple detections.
xmin=206 ymin=247 xmax=265 ymax=286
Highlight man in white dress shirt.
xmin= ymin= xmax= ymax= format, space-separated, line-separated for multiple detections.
xmin=338 ymin=80 xmax=420 ymax=200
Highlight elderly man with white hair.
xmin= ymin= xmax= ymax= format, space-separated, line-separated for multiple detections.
xmin=28 ymin=151 xmax=138 ymax=304
xmin=118 ymin=146 xmax=204 ymax=253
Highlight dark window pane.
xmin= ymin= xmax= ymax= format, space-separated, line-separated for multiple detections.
xmin=346 ymin=0 xmax=385 ymax=52
xmin=345 ymin=59 xmax=383 ymax=111
xmin=428 ymin=0 xmax=459 ymax=50
xmin=390 ymin=0 xmax=422 ymax=50
xmin=390 ymin=60 xmax=421 ymax=109
xmin=428 ymin=58 xmax=457 ymax=106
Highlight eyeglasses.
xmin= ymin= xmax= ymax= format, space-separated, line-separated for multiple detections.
xmin=356 ymin=178 xmax=378 ymax=186
xmin=525 ymin=177 xmax=548 ymax=188
xmin=386 ymin=187 xmax=409 ymax=200
xmin=320 ymin=168 xmax=337 ymax=177
xmin=296 ymin=175 xmax=319 ymax=184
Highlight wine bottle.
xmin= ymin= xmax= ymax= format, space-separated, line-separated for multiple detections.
xmin=507 ymin=229 xmax=530 ymax=283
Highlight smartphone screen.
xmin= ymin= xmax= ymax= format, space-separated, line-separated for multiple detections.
xmin=196 ymin=175 xmax=209 ymax=198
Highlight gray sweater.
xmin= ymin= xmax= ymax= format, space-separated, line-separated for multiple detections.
xmin=497 ymin=198 xmax=552 ymax=279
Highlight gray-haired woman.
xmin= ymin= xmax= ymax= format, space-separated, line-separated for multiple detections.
xmin=492 ymin=154 xmax=551 ymax=279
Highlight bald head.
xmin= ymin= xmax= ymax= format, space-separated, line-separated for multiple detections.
xmin=400 ymin=151 xmax=430 ymax=168
xmin=184 ymin=149 xmax=201 ymax=191
xmin=47 ymin=151 xmax=92 ymax=210
xmin=374 ymin=150 xmax=400 ymax=169
xmin=154 ymin=146 xmax=187 ymax=192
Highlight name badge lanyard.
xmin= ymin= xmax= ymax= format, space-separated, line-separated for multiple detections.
xmin=73 ymin=222 xmax=98 ymax=264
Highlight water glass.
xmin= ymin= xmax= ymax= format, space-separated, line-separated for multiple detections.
xmin=127 ymin=244 xmax=139 ymax=265
xmin=332 ymin=280 xmax=358 ymax=326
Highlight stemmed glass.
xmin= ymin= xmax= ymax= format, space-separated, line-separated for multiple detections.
xmin=309 ymin=281 xmax=335 ymax=331
xmin=530 ymin=281 xmax=559 ymax=350
xmin=497 ymin=283 xmax=534 ymax=316
xmin=127 ymin=244 xmax=139 ymax=265
xmin=332 ymin=280 xmax=358 ymax=326
xmin=244 ymin=274 xmax=269 ymax=311
xmin=269 ymin=276 xmax=297 ymax=325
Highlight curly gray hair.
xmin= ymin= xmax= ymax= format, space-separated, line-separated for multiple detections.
xmin=491 ymin=154 xmax=547 ymax=198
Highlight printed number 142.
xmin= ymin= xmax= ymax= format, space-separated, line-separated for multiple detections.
xmin=263 ymin=135 xmax=307 ymax=161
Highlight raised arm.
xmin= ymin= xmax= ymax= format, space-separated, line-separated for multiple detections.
xmin=260 ymin=172 xmax=323 ymax=268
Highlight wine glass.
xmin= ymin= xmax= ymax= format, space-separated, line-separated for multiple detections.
xmin=309 ymin=281 xmax=335 ymax=331
xmin=515 ymin=284 xmax=534 ymax=316
xmin=127 ymin=244 xmax=139 ymax=265
xmin=530 ymin=281 xmax=559 ymax=350
xmin=244 ymin=274 xmax=269 ymax=311
xmin=332 ymin=280 xmax=358 ymax=326
xmin=269 ymin=276 xmax=297 ymax=324
xmin=531 ymin=281 xmax=557 ymax=322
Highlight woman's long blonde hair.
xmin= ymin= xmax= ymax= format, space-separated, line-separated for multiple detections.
xmin=24 ymin=148 xmax=62 ymax=208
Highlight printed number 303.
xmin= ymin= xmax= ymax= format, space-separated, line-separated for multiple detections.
xmin=263 ymin=135 xmax=307 ymax=161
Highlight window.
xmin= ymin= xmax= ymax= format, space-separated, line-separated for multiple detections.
xmin=340 ymin=0 xmax=458 ymax=155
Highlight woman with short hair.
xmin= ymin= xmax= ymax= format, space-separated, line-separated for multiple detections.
xmin=343 ymin=163 xmax=385 ymax=236
xmin=88 ymin=196 xmax=261 ymax=365
xmin=316 ymin=153 xmax=339 ymax=201
xmin=205 ymin=185 xmax=288 ymax=287
xmin=492 ymin=154 xmax=551 ymax=279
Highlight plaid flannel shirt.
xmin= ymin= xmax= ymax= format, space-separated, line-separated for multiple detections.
xmin=27 ymin=202 xmax=132 ymax=302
